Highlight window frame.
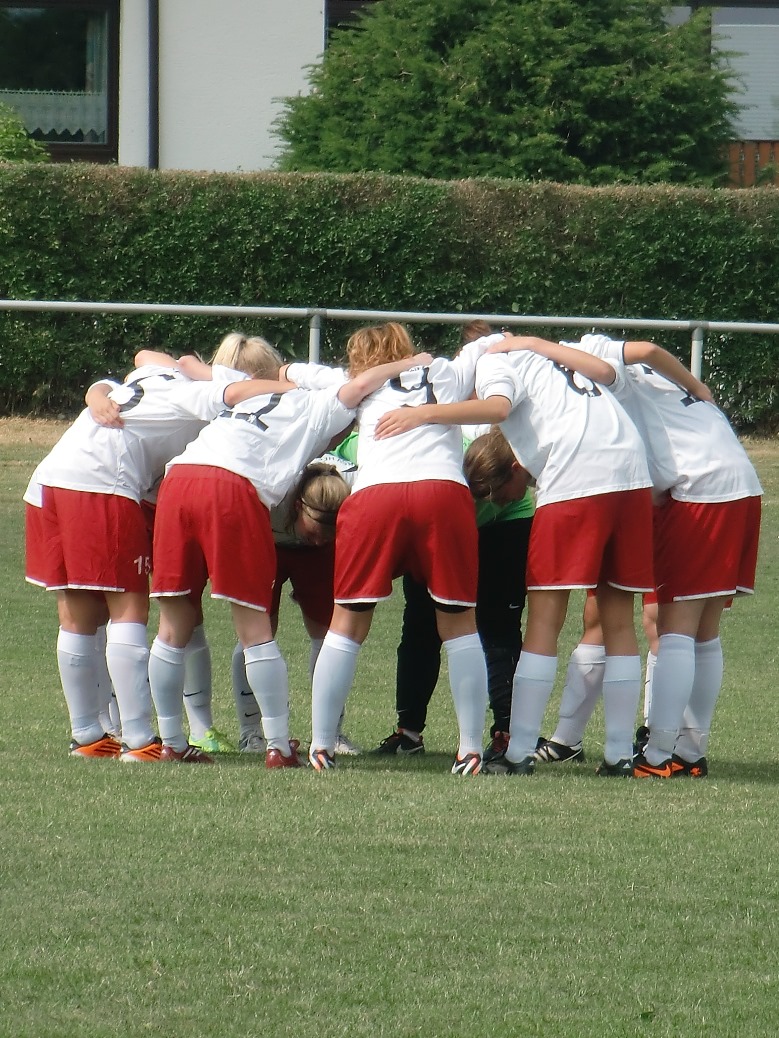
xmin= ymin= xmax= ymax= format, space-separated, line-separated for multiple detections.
xmin=0 ymin=0 xmax=119 ymax=163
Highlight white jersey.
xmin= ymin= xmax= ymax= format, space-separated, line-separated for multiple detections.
xmin=23 ymin=366 xmax=230 ymax=507
xmin=167 ymin=384 xmax=355 ymax=509
xmin=350 ymin=333 xmax=506 ymax=492
xmin=285 ymin=361 xmax=347 ymax=391
xmin=570 ymin=335 xmax=763 ymax=502
xmin=476 ymin=351 xmax=651 ymax=508
xmin=211 ymin=363 xmax=249 ymax=383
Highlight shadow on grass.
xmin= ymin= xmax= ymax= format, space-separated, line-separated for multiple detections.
xmin=209 ymin=750 xmax=779 ymax=783
xmin=702 ymin=759 xmax=779 ymax=784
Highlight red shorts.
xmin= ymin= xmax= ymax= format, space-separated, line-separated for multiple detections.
xmin=140 ymin=500 xmax=157 ymax=568
xmin=527 ymin=488 xmax=654 ymax=592
xmin=334 ymin=481 xmax=479 ymax=607
xmin=273 ymin=543 xmax=335 ymax=627
xmin=653 ymin=495 xmax=761 ymax=603
xmin=25 ymin=487 xmax=151 ymax=593
xmin=150 ymin=465 xmax=276 ymax=611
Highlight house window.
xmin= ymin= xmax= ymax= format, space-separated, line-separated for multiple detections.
xmin=326 ymin=0 xmax=379 ymax=35
xmin=0 ymin=0 xmax=118 ymax=162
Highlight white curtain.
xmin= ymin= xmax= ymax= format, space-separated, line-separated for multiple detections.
xmin=0 ymin=89 xmax=106 ymax=137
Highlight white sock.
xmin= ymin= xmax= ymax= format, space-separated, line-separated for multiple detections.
xmin=552 ymin=642 xmax=605 ymax=747
xmin=57 ymin=628 xmax=103 ymax=745
xmin=182 ymin=625 xmax=213 ymax=741
xmin=507 ymin=651 xmax=558 ymax=762
xmin=244 ymin=641 xmax=290 ymax=753
xmin=674 ymin=637 xmax=724 ymax=761
xmin=231 ymin=641 xmax=263 ymax=739
xmin=643 ymin=650 xmax=656 ymax=725
xmin=106 ymin=622 xmax=154 ymax=749
xmin=148 ymin=638 xmax=187 ymax=751
xmin=311 ymin=636 xmax=351 ymax=736
xmin=94 ymin=625 xmax=119 ymax=736
xmin=311 ymin=631 xmax=360 ymax=754
xmin=444 ymin=633 xmax=488 ymax=757
xmin=602 ymin=655 xmax=642 ymax=765
xmin=646 ymin=633 xmax=696 ymax=764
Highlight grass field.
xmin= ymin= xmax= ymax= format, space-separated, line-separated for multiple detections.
xmin=2 ymin=419 xmax=778 ymax=1038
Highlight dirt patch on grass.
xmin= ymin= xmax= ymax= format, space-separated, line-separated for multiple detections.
xmin=0 ymin=417 xmax=70 ymax=448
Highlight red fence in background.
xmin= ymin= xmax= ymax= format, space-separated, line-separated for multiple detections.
xmin=728 ymin=140 xmax=779 ymax=187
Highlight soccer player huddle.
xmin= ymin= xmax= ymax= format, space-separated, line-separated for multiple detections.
xmin=24 ymin=321 xmax=762 ymax=778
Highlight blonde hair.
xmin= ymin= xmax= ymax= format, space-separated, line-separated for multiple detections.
xmin=297 ymin=462 xmax=351 ymax=526
xmin=346 ymin=322 xmax=415 ymax=376
xmin=211 ymin=332 xmax=282 ymax=379
xmin=463 ymin=427 xmax=517 ymax=500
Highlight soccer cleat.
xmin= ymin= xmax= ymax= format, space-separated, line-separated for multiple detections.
xmin=482 ymin=753 xmax=536 ymax=776
xmin=238 ymin=731 xmax=267 ymax=753
xmin=266 ymin=740 xmax=304 ymax=769
xmin=69 ymin=733 xmax=122 ymax=759
xmin=160 ymin=743 xmax=214 ymax=764
xmin=596 ymin=758 xmax=634 ymax=777
xmin=534 ymin=738 xmax=585 ymax=763
xmin=334 ymin=732 xmax=362 ymax=756
xmin=634 ymin=725 xmax=650 ymax=756
xmin=189 ymin=727 xmax=235 ymax=753
xmin=372 ymin=729 xmax=424 ymax=755
xmin=632 ymin=753 xmax=674 ymax=778
xmin=483 ymin=731 xmax=510 ymax=763
xmin=308 ymin=747 xmax=336 ymax=771
xmin=451 ymin=752 xmax=483 ymax=776
xmin=671 ymin=754 xmax=708 ymax=778
xmin=119 ymin=737 xmax=163 ymax=762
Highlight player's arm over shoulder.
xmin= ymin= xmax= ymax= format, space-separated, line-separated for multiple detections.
xmin=623 ymin=341 xmax=713 ymax=402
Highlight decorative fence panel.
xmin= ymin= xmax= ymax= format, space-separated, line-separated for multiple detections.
xmin=728 ymin=141 xmax=779 ymax=188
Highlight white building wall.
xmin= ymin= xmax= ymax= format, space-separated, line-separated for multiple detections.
xmin=670 ymin=6 xmax=779 ymax=141
xmin=713 ymin=11 xmax=779 ymax=139
xmin=120 ymin=0 xmax=325 ymax=171
xmin=118 ymin=0 xmax=152 ymax=167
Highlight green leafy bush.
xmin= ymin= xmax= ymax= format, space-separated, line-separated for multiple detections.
xmin=277 ymin=0 xmax=738 ymax=186
xmin=0 ymin=165 xmax=777 ymax=427
xmin=0 ymin=103 xmax=48 ymax=165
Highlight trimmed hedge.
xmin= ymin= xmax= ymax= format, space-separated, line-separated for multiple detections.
xmin=0 ymin=164 xmax=777 ymax=426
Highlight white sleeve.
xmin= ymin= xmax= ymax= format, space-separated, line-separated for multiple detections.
xmin=165 ymin=380 xmax=231 ymax=421
xmin=446 ymin=333 xmax=508 ymax=395
xmin=211 ymin=364 xmax=249 ymax=383
xmin=573 ymin=334 xmax=625 ymax=364
xmin=89 ymin=378 xmax=121 ymax=393
xmin=286 ymin=362 xmax=347 ymax=390
xmin=475 ymin=354 xmax=523 ymax=404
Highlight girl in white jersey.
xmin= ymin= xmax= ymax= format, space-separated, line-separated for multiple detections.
xmin=227 ymin=456 xmax=361 ymax=755
xmin=534 ymin=336 xmax=718 ymax=769
xmin=146 ymin=352 xmax=425 ymax=767
xmin=304 ymin=322 xmax=510 ymax=776
xmin=375 ymin=334 xmax=655 ymax=776
xmin=532 ymin=335 xmax=762 ymax=778
xmin=159 ymin=341 xmax=362 ymax=757
xmin=23 ymin=361 xmax=262 ymax=760
xmin=103 ymin=336 xmax=289 ymax=757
